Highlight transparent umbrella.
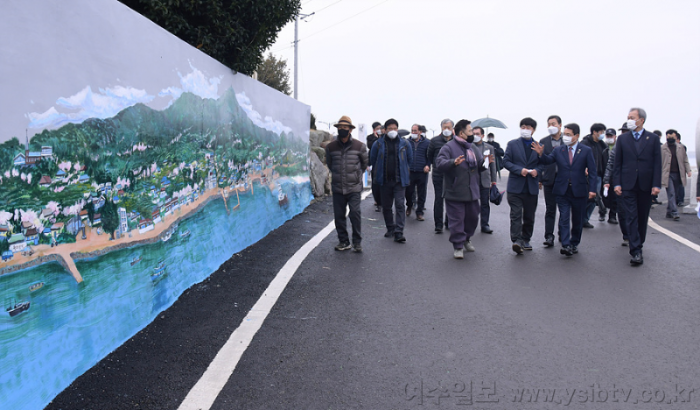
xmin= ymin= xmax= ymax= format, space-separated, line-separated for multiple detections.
xmin=471 ymin=117 xmax=507 ymax=129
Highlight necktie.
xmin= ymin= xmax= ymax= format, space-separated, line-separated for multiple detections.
xmin=634 ymin=132 xmax=640 ymax=140
xmin=568 ymin=147 xmax=573 ymax=165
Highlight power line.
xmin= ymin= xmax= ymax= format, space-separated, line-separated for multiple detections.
xmin=302 ymin=0 xmax=391 ymax=41
xmin=313 ymin=0 xmax=343 ymax=14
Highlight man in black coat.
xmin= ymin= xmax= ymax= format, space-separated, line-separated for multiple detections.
xmin=612 ymin=108 xmax=662 ymax=265
xmin=539 ymin=115 xmax=564 ymax=247
xmin=366 ymin=121 xmax=383 ymax=212
xmin=580 ymin=122 xmax=608 ymax=228
xmin=426 ymin=119 xmax=454 ymax=233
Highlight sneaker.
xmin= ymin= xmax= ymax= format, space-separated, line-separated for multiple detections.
xmin=560 ymin=246 xmax=574 ymax=256
xmin=464 ymin=240 xmax=475 ymax=252
xmin=572 ymin=246 xmax=578 ymax=254
xmin=394 ymin=233 xmax=406 ymax=243
xmin=512 ymin=241 xmax=524 ymax=255
xmin=543 ymin=236 xmax=555 ymax=247
xmin=334 ymin=242 xmax=351 ymax=251
xmin=453 ymin=248 xmax=464 ymax=259
xmin=598 ymin=215 xmax=606 ymax=221
xmin=673 ymin=213 xmax=680 ymax=221
xmin=621 ymin=239 xmax=629 ymax=247
xmin=678 ymin=202 xmax=686 ymax=207
xmin=481 ymin=226 xmax=493 ymax=234
xmin=522 ymin=242 xmax=533 ymax=251
xmin=352 ymin=243 xmax=362 ymax=253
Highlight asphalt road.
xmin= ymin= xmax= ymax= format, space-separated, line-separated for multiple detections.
xmin=47 ymin=175 xmax=700 ymax=410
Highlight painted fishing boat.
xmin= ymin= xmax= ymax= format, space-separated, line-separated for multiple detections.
xmin=161 ymin=230 xmax=172 ymax=242
xmin=180 ymin=229 xmax=190 ymax=239
xmin=278 ymin=191 xmax=288 ymax=206
xmin=29 ymin=282 xmax=44 ymax=292
xmin=130 ymin=255 xmax=142 ymax=266
xmin=152 ymin=261 xmax=166 ymax=279
xmin=6 ymin=301 xmax=30 ymax=317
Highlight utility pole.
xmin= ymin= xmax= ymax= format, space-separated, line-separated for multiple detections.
xmin=293 ymin=12 xmax=314 ymax=100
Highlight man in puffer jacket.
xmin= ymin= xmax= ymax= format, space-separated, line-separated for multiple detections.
xmin=405 ymin=123 xmax=431 ymax=221
xmin=325 ymin=115 xmax=368 ymax=253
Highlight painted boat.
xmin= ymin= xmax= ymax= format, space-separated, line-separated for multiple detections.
xmin=6 ymin=301 xmax=30 ymax=317
xmin=151 ymin=261 xmax=166 ymax=279
xmin=180 ymin=229 xmax=190 ymax=239
xmin=278 ymin=191 xmax=288 ymax=206
xmin=29 ymin=282 xmax=44 ymax=292
xmin=161 ymin=231 xmax=172 ymax=242
xmin=130 ymin=256 xmax=142 ymax=266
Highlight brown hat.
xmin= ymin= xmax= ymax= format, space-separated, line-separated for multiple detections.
xmin=334 ymin=115 xmax=356 ymax=129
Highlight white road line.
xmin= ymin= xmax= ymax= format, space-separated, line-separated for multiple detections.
xmin=648 ymin=218 xmax=700 ymax=253
xmin=178 ymin=191 xmax=371 ymax=410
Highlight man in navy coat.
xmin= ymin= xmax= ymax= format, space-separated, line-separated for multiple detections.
xmin=612 ymin=108 xmax=662 ymax=265
xmin=503 ymin=117 xmax=542 ymax=254
xmin=532 ymin=123 xmax=597 ymax=256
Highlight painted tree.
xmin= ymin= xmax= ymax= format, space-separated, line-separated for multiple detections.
xmin=101 ymin=200 xmax=119 ymax=240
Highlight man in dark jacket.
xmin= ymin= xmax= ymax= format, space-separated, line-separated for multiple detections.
xmin=426 ymin=119 xmax=454 ymax=233
xmin=406 ymin=123 xmax=431 ymax=221
xmin=366 ymin=121 xmax=383 ymax=212
xmin=487 ymin=132 xmax=505 ymax=178
xmin=539 ymin=115 xmax=564 ymax=247
xmin=326 ymin=115 xmax=368 ymax=252
xmin=613 ymin=107 xmax=662 ymax=265
xmin=370 ymin=118 xmax=413 ymax=243
xmin=580 ymin=123 xmax=608 ymax=227
xmin=435 ymin=119 xmax=489 ymax=259
xmin=504 ymin=117 xmax=542 ymax=254
xmin=472 ymin=126 xmax=497 ymax=233
xmin=601 ymin=128 xmax=619 ymax=224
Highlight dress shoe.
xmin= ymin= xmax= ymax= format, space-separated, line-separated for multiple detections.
xmin=621 ymin=239 xmax=629 ymax=246
xmin=560 ymin=246 xmax=574 ymax=256
xmin=406 ymin=208 xmax=412 ymax=217
xmin=630 ymin=253 xmax=643 ymax=265
xmin=678 ymin=202 xmax=686 ymax=207
xmin=522 ymin=242 xmax=533 ymax=251
xmin=375 ymin=205 xmax=381 ymax=212
xmin=435 ymin=227 xmax=443 ymax=234
xmin=607 ymin=217 xmax=618 ymax=224
xmin=543 ymin=236 xmax=555 ymax=247
xmin=384 ymin=229 xmax=395 ymax=238
xmin=481 ymin=226 xmax=493 ymax=234
xmin=512 ymin=241 xmax=524 ymax=255
xmin=394 ymin=233 xmax=406 ymax=243
xmin=583 ymin=222 xmax=595 ymax=229
xmin=598 ymin=215 xmax=606 ymax=221
xmin=416 ymin=214 xmax=425 ymax=221
xmin=651 ymin=198 xmax=662 ymax=205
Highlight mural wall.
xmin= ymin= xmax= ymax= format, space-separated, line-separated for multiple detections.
xmin=0 ymin=1 xmax=311 ymax=409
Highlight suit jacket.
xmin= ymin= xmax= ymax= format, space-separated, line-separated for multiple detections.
xmin=503 ymin=138 xmax=542 ymax=195
xmin=538 ymin=144 xmax=597 ymax=198
xmin=538 ymin=135 xmax=563 ymax=186
xmin=612 ymin=130 xmax=662 ymax=191
xmin=661 ymin=143 xmax=691 ymax=187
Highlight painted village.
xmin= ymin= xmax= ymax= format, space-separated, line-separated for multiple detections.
xmin=0 ymin=91 xmax=309 ymax=317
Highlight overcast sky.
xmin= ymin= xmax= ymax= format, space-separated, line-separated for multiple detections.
xmin=269 ymin=0 xmax=700 ymax=159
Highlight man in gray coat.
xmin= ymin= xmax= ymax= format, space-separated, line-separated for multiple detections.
xmin=325 ymin=115 xmax=368 ymax=252
xmin=472 ymin=126 xmax=498 ymax=233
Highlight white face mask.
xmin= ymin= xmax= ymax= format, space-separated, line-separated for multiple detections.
xmin=487 ymin=137 xmax=494 ymax=142
xmin=410 ymin=133 xmax=419 ymax=140
xmin=520 ymin=129 xmax=532 ymax=139
xmin=473 ymin=135 xmax=482 ymax=143
xmin=387 ymin=130 xmax=398 ymax=139
xmin=604 ymin=137 xmax=615 ymax=145
xmin=375 ymin=129 xmax=383 ymax=135
xmin=442 ymin=129 xmax=452 ymax=137
xmin=563 ymin=135 xmax=574 ymax=146
xmin=547 ymin=126 xmax=559 ymax=136
xmin=626 ymin=119 xmax=637 ymax=130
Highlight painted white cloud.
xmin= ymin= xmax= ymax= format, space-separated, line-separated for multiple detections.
xmin=26 ymin=85 xmax=154 ymax=129
xmin=236 ymin=92 xmax=292 ymax=136
xmin=158 ymin=61 xmax=223 ymax=104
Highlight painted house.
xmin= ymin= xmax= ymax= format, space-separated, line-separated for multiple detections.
xmin=78 ymin=174 xmax=90 ymax=184
xmin=113 ymin=195 xmax=120 ymax=204
xmin=151 ymin=209 xmax=161 ymax=224
xmin=39 ymin=175 xmax=52 ymax=187
xmin=92 ymin=213 xmax=102 ymax=226
xmin=51 ymin=222 xmax=64 ymax=238
xmin=118 ymin=207 xmax=128 ymax=234
xmin=161 ymin=177 xmax=170 ymax=187
xmin=79 ymin=210 xmax=88 ymax=221
xmin=13 ymin=153 xmax=26 ymax=166
xmin=41 ymin=146 xmax=53 ymax=157
xmin=66 ymin=216 xmax=84 ymax=236
xmin=56 ymin=169 xmax=67 ymax=178
xmin=138 ymin=219 xmax=154 ymax=234
xmin=26 ymin=151 xmax=42 ymax=165
xmin=25 ymin=228 xmax=39 ymax=245
xmin=41 ymin=208 xmax=54 ymax=219
xmin=21 ymin=221 xmax=34 ymax=235
xmin=8 ymin=234 xmax=26 ymax=253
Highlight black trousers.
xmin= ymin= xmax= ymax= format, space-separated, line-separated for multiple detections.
xmin=332 ymin=191 xmax=362 ymax=245
xmin=507 ymin=191 xmax=538 ymax=243
xmin=406 ymin=171 xmax=428 ymax=215
xmin=543 ymin=184 xmax=558 ymax=239
xmin=432 ymin=175 xmax=446 ymax=229
xmin=556 ymin=186 xmax=587 ymax=247
xmin=380 ymin=181 xmax=406 ymax=234
xmin=371 ymin=168 xmax=382 ymax=207
xmin=479 ymin=185 xmax=491 ymax=228
xmin=620 ymin=189 xmax=652 ymax=255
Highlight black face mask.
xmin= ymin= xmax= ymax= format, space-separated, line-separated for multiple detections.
xmin=466 ymin=134 xmax=474 ymax=143
xmin=338 ymin=129 xmax=350 ymax=139
xmin=667 ymin=138 xmax=676 ymax=145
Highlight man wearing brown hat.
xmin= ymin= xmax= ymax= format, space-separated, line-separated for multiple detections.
xmin=325 ymin=115 xmax=369 ymax=252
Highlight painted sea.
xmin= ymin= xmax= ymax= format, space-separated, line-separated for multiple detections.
xmin=0 ymin=179 xmax=311 ymax=410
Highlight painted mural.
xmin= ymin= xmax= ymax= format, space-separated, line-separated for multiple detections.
xmin=0 ymin=1 xmax=311 ymax=409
